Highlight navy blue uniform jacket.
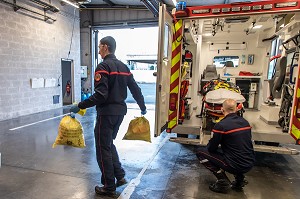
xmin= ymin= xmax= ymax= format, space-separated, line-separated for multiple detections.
xmin=78 ymin=54 xmax=146 ymax=115
xmin=208 ymin=113 xmax=255 ymax=172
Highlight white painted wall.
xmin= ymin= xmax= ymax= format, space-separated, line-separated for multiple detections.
xmin=0 ymin=2 xmax=81 ymax=121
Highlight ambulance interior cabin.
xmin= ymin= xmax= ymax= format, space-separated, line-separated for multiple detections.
xmin=175 ymin=9 xmax=300 ymax=153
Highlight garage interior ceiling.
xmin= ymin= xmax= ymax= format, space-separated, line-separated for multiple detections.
xmin=73 ymin=0 xmax=263 ymax=10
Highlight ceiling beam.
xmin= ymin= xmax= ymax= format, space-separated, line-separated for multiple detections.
xmin=141 ymin=0 xmax=158 ymax=17
xmin=103 ymin=0 xmax=115 ymax=6
xmin=79 ymin=4 xmax=146 ymax=10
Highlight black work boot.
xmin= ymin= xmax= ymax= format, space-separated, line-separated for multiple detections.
xmin=209 ymin=179 xmax=231 ymax=193
xmin=209 ymin=170 xmax=231 ymax=193
xmin=95 ymin=186 xmax=116 ymax=197
xmin=231 ymin=174 xmax=248 ymax=191
xmin=116 ymin=178 xmax=127 ymax=187
xmin=213 ymin=170 xmax=231 ymax=183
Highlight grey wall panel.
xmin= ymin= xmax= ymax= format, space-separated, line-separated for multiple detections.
xmin=80 ymin=28 xmax=93 ymax=93
xmin=0 ymin=1 xmax=81 ymax=121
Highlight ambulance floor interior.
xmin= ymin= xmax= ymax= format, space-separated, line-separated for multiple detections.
xmin=0 ymin=106 xmax=299 ymax=199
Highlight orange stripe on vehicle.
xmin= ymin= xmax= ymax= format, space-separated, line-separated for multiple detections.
xmin=171 ymin=53 xmax=181 ymax=70
xmin=172 ymin=38 xmax=182 ymax=52
xmin=168 ymin=19 xmax=183 ymax=131
xmin=171 ymin=71 xmax=179 ymax=84
xmin=169 ymin=111 xmax=177 ymax=119
xmin=170 ymin=79 xmax=179 ymax=92
xmin=291 ymin=124 xmax=300 ymax=140
xmin=174 ymin=20 xmax=183 ymax=39
xmin=290 ymin=68 xmax=300 ymax=140
xmin=168 ymin=120 xmax=177 ymax=130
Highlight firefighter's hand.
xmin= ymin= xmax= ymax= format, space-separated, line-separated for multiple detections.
xmin=141 ymin=109 xmax=147 ymax=115
xmin=70 ymin=105 xmax=80 ymax=114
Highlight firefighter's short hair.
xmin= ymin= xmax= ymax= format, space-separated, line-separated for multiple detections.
xmin=100 ymin=36 xmax=116 ymax=54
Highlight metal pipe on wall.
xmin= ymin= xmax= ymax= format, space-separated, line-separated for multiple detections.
xmin=0 ymin=0 xmax=56 ymax=22
xmin=29 ymin=0 xmax=59 ymax=12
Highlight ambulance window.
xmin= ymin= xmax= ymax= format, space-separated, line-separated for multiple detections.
xmin=213 ymin=56 xmax=239 ymax=68
xmin=267 ymin=37 xmax=282 ymax=79
xmin=163 ymin=24 xmax=170 ymax=58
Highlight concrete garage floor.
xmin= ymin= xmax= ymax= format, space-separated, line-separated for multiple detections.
xmin=0 ymin=106 xmax=299 ymax=199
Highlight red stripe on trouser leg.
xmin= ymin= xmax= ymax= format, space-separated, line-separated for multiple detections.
xmin=98 ymin=116 xmax=108 ymax=187
xmin=196 ymin=151 xmax=228 ymax=166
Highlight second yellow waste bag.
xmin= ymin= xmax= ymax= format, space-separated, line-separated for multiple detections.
xmin=123 ymin=116 xmax=151 ymax=143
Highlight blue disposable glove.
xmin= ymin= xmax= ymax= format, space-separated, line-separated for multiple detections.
xmin=141 ymin=109 xmax=147 ymax=115
xmin=70 ymin=105 xmax=80 ymax=114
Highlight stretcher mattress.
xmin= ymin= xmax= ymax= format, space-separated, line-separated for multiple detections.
xmin=205 ymin=88 xmax=246 ymax=104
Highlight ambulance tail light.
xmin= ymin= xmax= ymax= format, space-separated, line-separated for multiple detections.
xmin=169 ymin=93 xmax=178 ymax=111
xmin=297 ymin=139 xmax=300 ymax=145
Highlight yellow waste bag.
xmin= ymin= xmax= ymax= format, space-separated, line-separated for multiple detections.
xmin=52 ymin=115 xmax=86 ymax=148
xmin=123 ymin=116 xmax=151 ymax=143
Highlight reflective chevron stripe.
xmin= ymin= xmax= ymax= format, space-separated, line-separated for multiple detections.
xmin=167 ymin=19 xmax=183 ymax=132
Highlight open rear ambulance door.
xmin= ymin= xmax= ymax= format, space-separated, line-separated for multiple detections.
xmin=154 ymin=4 xmax=173 ymax=136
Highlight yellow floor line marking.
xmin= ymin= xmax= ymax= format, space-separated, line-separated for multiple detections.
xmin=118 ymin=134 xmax=170 ymax=199
xmin=9 ymin=113 xmax=69 ymax=131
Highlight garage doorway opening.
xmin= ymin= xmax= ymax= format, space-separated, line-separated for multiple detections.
xmin=96 ymin=27 xmax=158 ymax=107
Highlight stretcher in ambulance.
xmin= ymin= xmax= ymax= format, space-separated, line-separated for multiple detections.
xmin=154 ymin=0 xmax=300 ymax=154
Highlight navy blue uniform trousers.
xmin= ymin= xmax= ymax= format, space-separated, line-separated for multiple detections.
xmin=94 ymin=115 xmax=125 ymax=191
xmin=196 ymin=147 xmax=237 ymax=174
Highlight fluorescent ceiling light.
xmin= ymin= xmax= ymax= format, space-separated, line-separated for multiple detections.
xmin=61 ymin=0 xmax=79 ymax=8
xmin=253 ymin=25 xmax=263 ymax=29
xmin=172 ymin=0 xmax=177 ymax=6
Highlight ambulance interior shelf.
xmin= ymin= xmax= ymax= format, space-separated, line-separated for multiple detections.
xmin=221 ymin=76 xmax=262 ymax=110
xmin=178 ymin=50 xmax=194 ymax=123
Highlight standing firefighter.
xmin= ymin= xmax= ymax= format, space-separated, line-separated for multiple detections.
xmin=71 ymin=36 xmax=147 ymax=196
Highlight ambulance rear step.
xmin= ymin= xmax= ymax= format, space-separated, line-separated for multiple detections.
xmin=169 ymin=137 xmax=299 ymax=155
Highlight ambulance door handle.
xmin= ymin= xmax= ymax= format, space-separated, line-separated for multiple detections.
xmin=159 ymin=84 xmax=162 ymax=92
